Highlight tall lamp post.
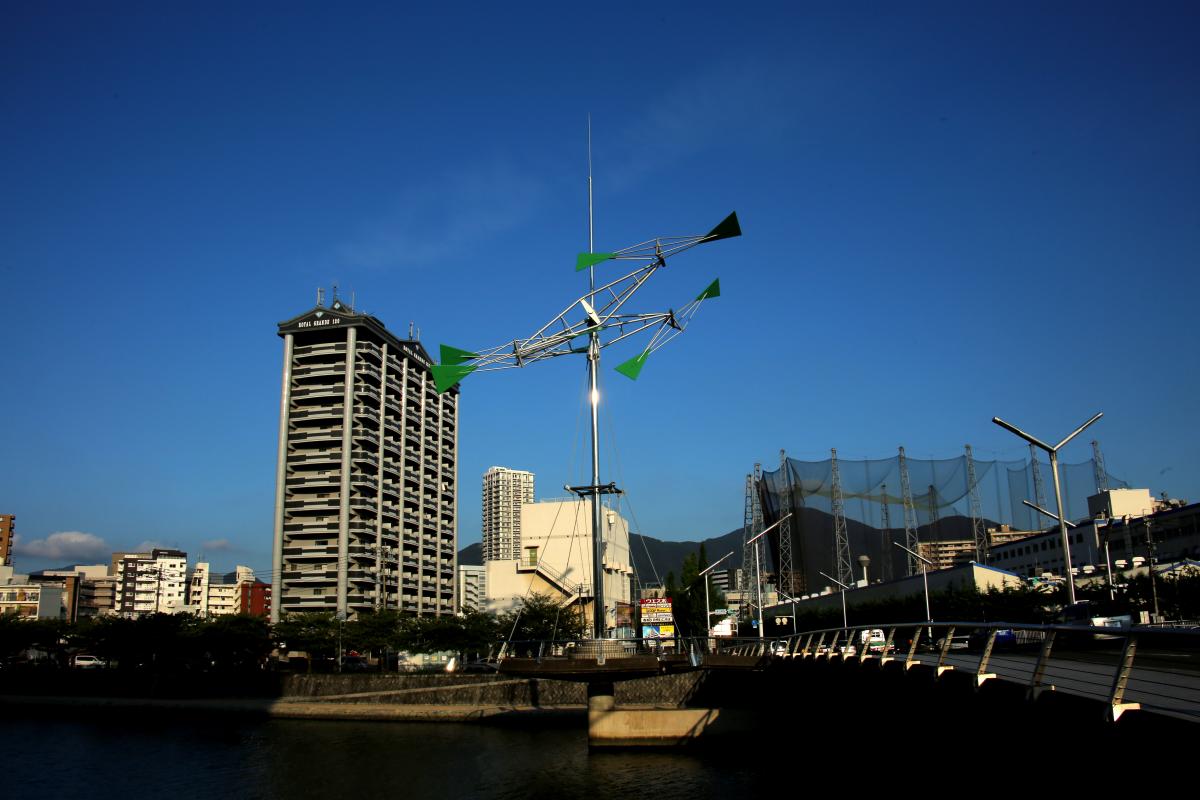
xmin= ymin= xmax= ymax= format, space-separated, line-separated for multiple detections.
xmin=893 ymin=541 xmax=932 ymax=624
xmin=1022 ymin=498 xmax=1083 ymax=600
xmin=746 ymin=514 xmax=792 ymax=640
xmin=688 ymin=550 xmax=735 ymax=651
xmin=818 ymin=571 xmax=850 ymax=633
xmin=993 ymin=412 xmax=1103 ymax=606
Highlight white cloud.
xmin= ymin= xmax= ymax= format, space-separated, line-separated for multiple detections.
xmin=13 ymin=531 xmax=109 ymax=562
xmin=134 ymin=540 xmax=167 ymax=552
xmin=201 ymin=538 xmax=237 ymax=552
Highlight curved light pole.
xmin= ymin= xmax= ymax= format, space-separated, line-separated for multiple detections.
xmin=993 ymin=412 xmax=1103 ymax=606
xmin=893 ymin=541 xmax=932 ymax=624
xmin=746 ymin=513 xmax=792 ymax=640
xmin=819 ymin=571 xmax=850 ymax=634
xmin=687 ymin=550 xmax=735 ymax=652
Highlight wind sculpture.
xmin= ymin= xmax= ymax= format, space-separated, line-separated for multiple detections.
xmin=429 ymin=212 xmax=740 ymax=392
xmin=430 ymin=210 xmax=742 ymax=640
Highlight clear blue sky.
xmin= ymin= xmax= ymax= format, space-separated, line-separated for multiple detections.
xmin=3 ymin=2 xmax=1197 ymax=575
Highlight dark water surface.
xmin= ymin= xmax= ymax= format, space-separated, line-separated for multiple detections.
xmin=3 ymin=716 xmax=774 ymax=799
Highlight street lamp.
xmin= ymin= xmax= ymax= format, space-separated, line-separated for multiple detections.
xmin=993 ymin=411 xmax=1102 ymax=605
xmin=893 ymin=541 xmax=933 ymax=624
xmin=746 ymin=513 xmax=792 ymax=640
xmin=1022 ymin=498 xmax=1084 ymax=599
xmin=690 ymin=550 xmax=735 ymax=652
xmin=818 ymin=571 xmax=849 ymax=633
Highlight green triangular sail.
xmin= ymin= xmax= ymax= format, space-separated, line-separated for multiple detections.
xmin=703 ymin=212 xmax=741 ymax=242
xmin=696 ymin=278 xmax=721 ymax=301
xmin=439 ymin=344 xmax=478 ymax=366
xmin=431 ymin=364 xmax=476 ymax=393
xmin=615 ymin=352 xmax=649 ymax=381
xmin=576 ymin=252 xmax=615 ymax=272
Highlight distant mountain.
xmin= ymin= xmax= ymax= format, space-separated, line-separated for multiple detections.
xmin=456 ymin=529 xmax=746 ymax=579
xmin=458 ymin=542 xmax=482 ymax=565
xmin=456 ymin=509 xmax=1000 ymax=580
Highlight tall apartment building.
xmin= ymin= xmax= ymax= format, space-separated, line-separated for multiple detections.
xmin=114 ymin=549 xmax=188 ymax=616
xmin=272 ymin=296 xmax=458 ymax=622
xmin=0 ymin=514 xmax=14 ymax=566
xmin=457 ymin=564 xmax=486 ymax=613
xmin=482 ymin=467 xmax=534 ymax=561
xmin=189 ymin=564 xmax=256 ymax=618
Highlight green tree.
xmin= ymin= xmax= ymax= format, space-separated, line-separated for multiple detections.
xmin=497 ymin=593 xmax=585 ymax=643
xmin=274 ymin=612 xmax=337 ymax=672
xmin=197 ymin=614 xmax=273 ymax=671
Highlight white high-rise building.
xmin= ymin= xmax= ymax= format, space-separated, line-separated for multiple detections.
xmin=114 ymin=549 xmax=188 ymax=616
xmin=457 ymin=564 xmax=486 ymax=613
xmin=482 ymin=467 xmax=535 ymax=562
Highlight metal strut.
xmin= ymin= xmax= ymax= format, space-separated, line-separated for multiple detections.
xmin=776 ymin=450 xmax=795 ymax=598
xmin=965 ymin=444 xmax=987 ymax=563
xmin=830 ymin=449 xmax=853 ymax=587
xmin=898 ymin=446 xmax=920 ymax=576
xmin=1092 ymin=440 xmax=1109 ymax=493
xmin=740 ymin=471 xmax=757 ymax=595
xmin=1030 ymin=443 xmax=1048 ymax=520
xmin=879 ymin=483 xmax=892 ymax=583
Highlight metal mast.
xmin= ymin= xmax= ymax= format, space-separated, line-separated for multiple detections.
xmin=1092 ymin=439 xmax=1109 ymax=493
xmin=830 ymin=449 xmax=853 ymax=587
xmin=879 ymin=483 xmax=892 ymax=583
xmin=741 ymin=472 xmax=755 ymax=594
xmin=965 ymin=444 xmax=987 ymax=563
xmin=927 ymin=484 xmax=940 ymax=540
xmin=898 ymin=446 xmax=920 ymax=576
xmin=776 ymin=450 xmax=795 ymax=597
xmin=1030 ymin=443 xmax=1048 ymax=516
xmin=585 ymin=119 xmax=608 ymax=639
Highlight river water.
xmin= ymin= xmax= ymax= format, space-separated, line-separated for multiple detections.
xmin=4 ymin=716 xmax=778 ymax=799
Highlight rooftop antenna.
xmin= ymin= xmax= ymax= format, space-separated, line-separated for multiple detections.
xmin=351 ymin=290 xmax=356 ymax=311
xmin=409 ymin=321 xmax=414 ymax=339
xmin=332 ymin=283 xmax=339 ymax=303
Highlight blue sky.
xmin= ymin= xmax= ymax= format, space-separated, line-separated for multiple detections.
xmin=3 ymin=2 xmax=1197 ymax=576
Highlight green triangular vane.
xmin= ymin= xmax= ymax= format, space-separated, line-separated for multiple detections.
xmin=703 ymin=211 xmax=741 ymax=242
xmin=696 ymin=278 xmax=721 ymax=301
xmin=439 ymin=344 xmax=478 ymax=366
xmin=430 ymin=364 xmax=476 ymax=393
xmin=576 ymin=252 xmax=616 ymax=272
xmin=615 ymin=352 xmax=649 ymax=381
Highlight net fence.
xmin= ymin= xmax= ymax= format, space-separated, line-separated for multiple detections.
xmin=757 ymin=452 xmax=1126 ymax=595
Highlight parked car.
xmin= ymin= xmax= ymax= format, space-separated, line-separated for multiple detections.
xmin=967 ymin=628 xmax=1017 ymax=651
xmin=934 ymin=635 xmax=970 ymax=651
xmin=72 ymin=655 xmax=106 ymax=669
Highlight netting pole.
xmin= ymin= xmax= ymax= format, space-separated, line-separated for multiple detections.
xmin=1030 ymin=443 xmax=1048 ymax=520
xmin=777 ymin=450 xmax=794 ymax=598
xmin=741 ymin=472 xmax=755 ymax=595
xmin=879 ymin=483 xmax=892 ymax=583
xmin=899 ymin=446 xmax=919 ymax=576
xmin=927 ymin=484 xmax=940 ymax=542
xmin=830 ymin=449 xmax=853 ymax=588
xmin=965 ymin=444 xmax=987 ymax=563
xmin=1092 ymin=440 xmax=1109 ymax=493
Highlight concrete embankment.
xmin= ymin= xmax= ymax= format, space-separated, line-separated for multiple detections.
xmin=0 ymin=670 xmax=705 ymax=725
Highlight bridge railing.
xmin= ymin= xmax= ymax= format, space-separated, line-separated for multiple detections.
xmin=769 ymin=619 xmax=1200 ymax=723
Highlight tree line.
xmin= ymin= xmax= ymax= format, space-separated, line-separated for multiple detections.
xmin=0 ymin=593 xmax=582 ymax=674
